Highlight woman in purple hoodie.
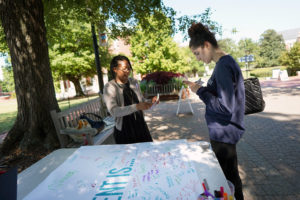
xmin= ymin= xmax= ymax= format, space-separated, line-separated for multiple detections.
xmin=184 ymin=23 xmax=245 ymax=200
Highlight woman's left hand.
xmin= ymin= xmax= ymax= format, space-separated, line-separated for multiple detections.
xmin=152 ymin=96 xmax=159 ymax=104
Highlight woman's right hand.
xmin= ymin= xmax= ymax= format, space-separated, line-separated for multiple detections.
xmin=183 ymin=80 xmax=201 ymax=93
xmin=136 ymin=102 xmax=152 ymax=110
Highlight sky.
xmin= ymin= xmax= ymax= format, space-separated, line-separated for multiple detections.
xmin=163 ymin=0 xmax=300 ymax=44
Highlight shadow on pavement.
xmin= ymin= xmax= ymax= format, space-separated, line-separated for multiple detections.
xmin=145 ymin=100 xmax=300 ymax=200
xmin=262 ymin=87 xmax=300 ymax=97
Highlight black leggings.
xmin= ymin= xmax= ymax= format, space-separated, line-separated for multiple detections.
xmin=210 ymin=140 xmax=244 ymax=200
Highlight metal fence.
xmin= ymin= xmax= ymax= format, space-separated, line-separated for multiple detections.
xmin=144 ymin=83 xmax=182 ymax=97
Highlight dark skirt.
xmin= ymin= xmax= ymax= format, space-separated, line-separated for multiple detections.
xmin=113 ymin=111 xmax=153 ymax=144
xmin=114 ymin=81 xmax=153 ymax=144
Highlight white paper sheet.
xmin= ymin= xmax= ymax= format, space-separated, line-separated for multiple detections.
xmin=24 ymin=140 xmax=229 ymax=200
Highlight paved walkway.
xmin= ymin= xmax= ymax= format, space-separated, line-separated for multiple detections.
xmin=144 ymin=77 xmax=300 ymax=200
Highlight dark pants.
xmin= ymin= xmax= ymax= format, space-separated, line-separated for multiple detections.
xmin=210 ymin=140 xmax=244 ymax=200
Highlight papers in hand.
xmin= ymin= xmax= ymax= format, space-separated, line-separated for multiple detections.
xmin=150 ymin=93 xmax=159 ymax=109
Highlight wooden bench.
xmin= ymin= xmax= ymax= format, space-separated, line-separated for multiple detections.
xmin=50 ymin=97 xmax=115 ymax=147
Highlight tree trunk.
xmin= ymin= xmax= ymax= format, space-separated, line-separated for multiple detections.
xmin=0 ymin=0 xmax=60 ymax=155
xmin=68 ymin=76 xmax=85 ymax=97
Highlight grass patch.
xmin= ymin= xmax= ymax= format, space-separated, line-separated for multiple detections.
xmin=0 ymin=111 xmax=17 ymax=134
xmin=58 ymin=96 xmax=98 ymax=111
xmin=0 ymin=95 xmax=99 ymax=134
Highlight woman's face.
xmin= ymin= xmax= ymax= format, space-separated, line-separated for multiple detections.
xmin=113 ymin=60 xmax=131 ymax=83
xmin=191 ymin=42 xmax=213 ymax=64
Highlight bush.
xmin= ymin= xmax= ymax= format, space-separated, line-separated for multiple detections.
xmin=169 ymin=77 xmax=187 ymax=89
xmin=9 ymin=91 xmax=16 ymax=99
xmin=139 ymin=80 xmax=156 ymax=93
xmin=279 ymin=42 xmax=300 ymax=76
xmin=287 ymin=66 xmax=300 ymax=76
xmin=141 ymin=71 xmax=187 ymax=96
xmin=249 ymin=66 xmax=287 ymax=77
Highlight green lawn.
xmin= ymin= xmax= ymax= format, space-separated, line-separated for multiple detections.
xmin=0 ymin=95 xmax=98 ymax=134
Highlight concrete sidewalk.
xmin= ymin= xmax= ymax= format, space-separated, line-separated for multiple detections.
xmin=144 ymin=79 xmax=300 ymax=200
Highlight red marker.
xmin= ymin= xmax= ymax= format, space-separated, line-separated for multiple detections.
xmin=202 ymin=182 xmax=207 ymax=191
xmin=220 ymin=186 xmax=224 ymax=197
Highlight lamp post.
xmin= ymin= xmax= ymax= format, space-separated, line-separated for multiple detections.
xmin=87 ymin=8 xmax=106 ymax=117
xmin=87 ymin=8 xmax=104 ymax=94
xmin=91 ymin=24 xmax=104 ymax=94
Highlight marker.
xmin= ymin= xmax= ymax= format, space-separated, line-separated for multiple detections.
xmin=202 ymin=182 xmax=207 ymax=191
xmin=220 ymin=186 xmax=224 ymax=197
xmin=214 ymin=190 xmax=221 ymax=198
xmin=203 ymin=178 xmax=209 ymax=191
xmin=223 ymin=193 xmax=228 ymax=200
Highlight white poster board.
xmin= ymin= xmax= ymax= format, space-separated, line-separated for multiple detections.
xmin=279 ymin=70 xmax=289 ymax=81
xmin=272 ymin=68 xmax=281 ymax=79
xmin=24 ymin=140 xmax=230 ymax=200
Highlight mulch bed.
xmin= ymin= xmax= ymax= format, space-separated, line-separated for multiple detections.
xmin=0 ymin=147 xmax=51 ymax=173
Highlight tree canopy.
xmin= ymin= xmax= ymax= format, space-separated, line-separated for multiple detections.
xmin=218 ymin=38 xmax=239 ymax=59
xmin=130 ymin=11 xmax=187 ymax=74
xmin=0 ymin=0 xmax=173 ymax=155
xmin=237 ymin=38 xmax=262 ymax=68
xmin=179 ymin=46 xmax=205 ymax=76
xmin=259 ymin=29 xmax=285 ymax=67
xmin=48 ymin=19 xmax=112 ymax=96
xmin=279 ymin=42 xmax=300 ymax=75
xmin=129 ymin=9 xmax=221 ymax=75
xmin=43 ymin=0 xmax=167 ymax=42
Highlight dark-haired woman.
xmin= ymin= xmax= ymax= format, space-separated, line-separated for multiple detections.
xmin=184 ymin=23 xmax=245 ymax=200
xmin=103 ymin=55 xmax=158 ymax=144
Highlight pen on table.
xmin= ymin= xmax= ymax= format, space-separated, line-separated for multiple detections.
xmin=203 ymin=178 xmax=209 ymax=191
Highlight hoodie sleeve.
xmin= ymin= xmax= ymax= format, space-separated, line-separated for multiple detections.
xmin=196 ymin=64 xmax=235 ymax=121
